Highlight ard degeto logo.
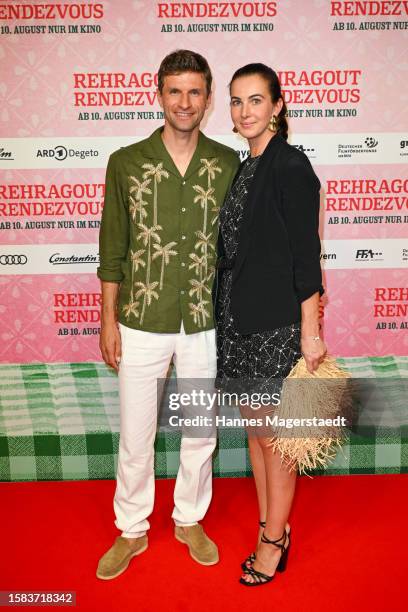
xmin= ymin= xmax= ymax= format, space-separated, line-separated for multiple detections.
xmin=54 ymin=145 xmax=68 ymax=160
xmin=0 ymin=147 xmax=15 ymax=161
xmin=0 ymin=254 xmax=28 ymax=265
xmin=355 ymin=249 xmax=383 ymax=261
xmin=364 ymin=137 xmax=378 ymax=148
xmin=35 ymin=146 xmax=67 ymax=161
xmin=36 ymin=146 xmax=99 ymax=161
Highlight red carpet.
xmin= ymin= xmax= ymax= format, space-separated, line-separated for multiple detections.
xmin=0 ymin=475 xmax=406 ymax=611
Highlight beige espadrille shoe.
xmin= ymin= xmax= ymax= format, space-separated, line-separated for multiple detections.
xmin=96 ymin=535 xmax=148 ymax=580
xmin=175 ymin=524 xmax=219 ymax=566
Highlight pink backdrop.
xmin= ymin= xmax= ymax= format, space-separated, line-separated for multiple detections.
xmin=1 ymin=0 xmax=407 ymax=363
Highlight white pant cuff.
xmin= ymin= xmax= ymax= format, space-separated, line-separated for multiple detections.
xmin=121 ymin=530 xmax=146 ymax=538
xmin=174 ymin=520 xmax=198 ymax=527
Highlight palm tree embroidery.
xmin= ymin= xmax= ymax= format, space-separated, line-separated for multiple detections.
xmin=134 ymin=281 xmax=159 ymax=326
xmin=187 ymin=160 xmax=223 ymax=328
xmin=194 ymin=230 xmax=215 ymax=254
xmin=197 ymin=300 xmax=210 ymax=327
xmin=122 ymin=300 xmax=140 ymax=320
xmin=194 ymin=230 xmax=215 ymax=275
xmin=137 ymin=223 xmax=162 ymax=284
xmin=130 ymin=249 xmax=146 ymax=271
xmin=126 ymin=160 xmax=223 ymax=330
xmin=199 ymin=158 xmax=222 ymax=189
xmin=142 ymin=163 xmax=170 ymax=226
xmin=189 ymin=302 xmax=202 ymax=327
xmin=129 ymin=195 xmax=148 ymax=224
xmin=189 ymin=253 xmax=205 ymax=277
xmin=188 ymin=253 xmax=210 ymax=328
xmin=210 ymin=201 xmax=220 ymax=226
xmin=189 ymin=278 xmax=210 ymax=299
xmin=199 ymin=158 xmax=221 ymax=229
xmin=137 ymin=223 xmax=162 ymax=247
xmin=192 ymin=185 xmax=216 ymax=235
xmin=206 ymin=265 xmax=216 ymax=283
xmin=152 ymin=241 xmax=178 ymax=290
xmin=129 ymin=249 xmax=146 ymax=301
xmin=129 ymin=176 xmax=152 ymax=223
xmin=192 ymin=186 xmax=216 ymax=284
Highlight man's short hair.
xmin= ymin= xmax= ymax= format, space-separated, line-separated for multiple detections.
xmin=157 ymin=49 xmax=212 ymax=96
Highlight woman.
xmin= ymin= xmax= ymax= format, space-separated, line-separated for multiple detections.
xmin=215 ymin=64 xmax=327 ymax=586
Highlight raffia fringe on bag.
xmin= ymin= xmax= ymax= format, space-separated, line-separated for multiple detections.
xmin=270 ymin=356 xmax=353 ymax=475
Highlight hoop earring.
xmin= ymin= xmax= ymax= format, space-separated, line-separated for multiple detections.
xmin=232 ymin=126 xmax=238 ymax=133
xmin=269 ymin=115 xmax=278 ymax=132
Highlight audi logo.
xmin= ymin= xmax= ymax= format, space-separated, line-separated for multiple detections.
xmin=0 ymin=254 xmax=28 ymax=265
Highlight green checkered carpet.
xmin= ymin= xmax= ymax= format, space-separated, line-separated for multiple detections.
xmin=0 ymin=357 xmax=407 ymax=481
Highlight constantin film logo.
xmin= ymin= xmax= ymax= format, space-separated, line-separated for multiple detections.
xmin=36 ymin=146 xmax=99 ymax=161
xmin=0 ymin=254 xmax=28 ymax=265
xmin=49 ymin=253 xmax=99 ymax=265
xmin=0 ymin=147 xmax=15 ymax=160
xmin=338 ymin=137 xmax=379 ymax=158
xmin=355 ymin=249 xmax=383 ymax=262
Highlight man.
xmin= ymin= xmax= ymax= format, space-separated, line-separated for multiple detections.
xmin=96 ymin=49 xmax=239 ymax=580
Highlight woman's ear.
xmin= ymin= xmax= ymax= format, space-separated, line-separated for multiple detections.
xmin=274 ymin=97 xmax=284 ymax=115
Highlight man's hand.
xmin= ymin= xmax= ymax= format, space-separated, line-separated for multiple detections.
xmin=99 ymin=280 xmax=121 ymax=371
xmin=301 ymin=336 xmax=327 ymax=374
xmin=100 ymin=321 xmax=122 ymax=372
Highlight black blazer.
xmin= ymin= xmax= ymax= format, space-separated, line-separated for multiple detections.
xmin=215 ymin=134 xmax=324 ymax=334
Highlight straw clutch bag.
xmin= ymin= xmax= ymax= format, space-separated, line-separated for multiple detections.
xmin=270 ymin=356 xmax=353 ymax=475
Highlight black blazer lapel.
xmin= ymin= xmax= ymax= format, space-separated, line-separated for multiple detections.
xmin=232 ymin=135 xmax=283 ymax=282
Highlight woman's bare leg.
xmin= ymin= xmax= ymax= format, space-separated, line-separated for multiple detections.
xmin=248 ymin=436 xmax=267 ymax=523
xmin=242 ymin=442 xmax=296 ymax=583
xmin=247 ymin=437 xmax=267 ymax=553
xmin=247 ymin=436 xmax=291 ymax=554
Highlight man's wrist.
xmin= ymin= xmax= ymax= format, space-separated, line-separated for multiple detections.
xmin=101 ymin=313 xmax=118 ymax=326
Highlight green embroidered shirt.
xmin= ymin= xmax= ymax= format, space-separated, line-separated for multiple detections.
xmin=97 ymin=127 xmax=240 ymax=334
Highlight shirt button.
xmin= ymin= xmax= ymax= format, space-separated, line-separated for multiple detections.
xmin=182 ymin=181 xmax=186 ymax=185
xmin=181 ymin=207 xmax=186 ymax=212
xmin=181 ymin=262 xmax=186 ymax=267
xmin=181 ymin=235 xmax=186 ymax=240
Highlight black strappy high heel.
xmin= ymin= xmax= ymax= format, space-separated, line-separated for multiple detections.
xmin=239 ymin=530 xmax=289 ymax=587
xmin=241 ymin=523 xmax=291 ymax=571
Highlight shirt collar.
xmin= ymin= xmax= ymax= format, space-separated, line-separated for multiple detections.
xmin=141 ymin=127 xmax=218 ymax=180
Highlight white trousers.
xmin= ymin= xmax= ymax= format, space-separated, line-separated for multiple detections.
xmin=114 ymin=323 xmax=217 ymax=538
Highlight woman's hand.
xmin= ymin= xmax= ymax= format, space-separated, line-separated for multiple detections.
xmin=301 ymin=336 xmax=327 ymax=374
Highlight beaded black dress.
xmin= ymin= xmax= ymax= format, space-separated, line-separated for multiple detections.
xmin=216 ymin=155 xmax=302 ymax=393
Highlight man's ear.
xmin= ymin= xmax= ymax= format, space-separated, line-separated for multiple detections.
xmin=206 ymin=91 xmax=213 ymax=110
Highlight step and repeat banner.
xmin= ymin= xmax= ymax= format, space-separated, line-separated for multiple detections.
xmin=1 ymin=0 xmax=408 ymax=365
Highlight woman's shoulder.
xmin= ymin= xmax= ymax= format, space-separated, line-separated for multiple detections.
xmin=259 ymin=135 xmax=308 ymax=172
xmin=272 ymin=138 xmax=320 ymax=189
xmin=274 ymin=137 xmax=312 ymax=168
